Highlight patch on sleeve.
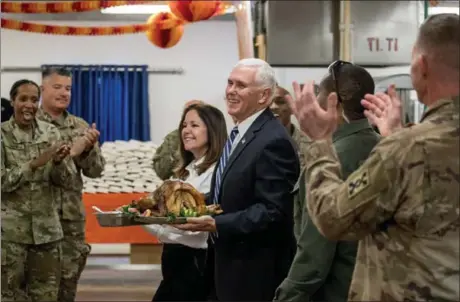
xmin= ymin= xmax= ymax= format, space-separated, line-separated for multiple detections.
xmin=347 ymin=169 xmax=370 ymax=199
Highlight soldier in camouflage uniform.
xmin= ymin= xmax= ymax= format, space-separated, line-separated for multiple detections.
xmin=37 ymin=67 xmax=106 ymax=302
xmin=153 ymin=100 xmax=204 ymax=180
xmin=152 ymin=128 xmax=180 ymax=180
xmin=1 ymin=79 xmax=79 ymax=301
xmin=288 ymin=14 xmax=459 ymax=301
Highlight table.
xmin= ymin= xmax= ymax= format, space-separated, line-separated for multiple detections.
xmin=84 ymin=193 xmax=159 ymax=244
xmin=84 ymin=193 xmax=163 ymax=263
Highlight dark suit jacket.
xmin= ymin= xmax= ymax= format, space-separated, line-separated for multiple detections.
xmin=209 ymin=108 xmax=300 ymax=301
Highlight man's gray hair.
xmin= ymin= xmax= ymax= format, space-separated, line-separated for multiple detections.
xmin=235 ymin=58 xmax=277 ymax=100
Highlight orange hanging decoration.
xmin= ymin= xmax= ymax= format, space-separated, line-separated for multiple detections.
xmin=145 ymin=12 xmax=185 ymax=49
xmin=168 ymin=0 xmax=224 ymax=23
xmin=1 ymin=18 xmax=147 ymax=35
xmin=0 ymin=1 xmax=152 ymax=14
xmin=1 ymin=0 xmax=233 ymax=49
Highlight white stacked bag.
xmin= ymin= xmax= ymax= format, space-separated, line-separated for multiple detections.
xmin=82 ymin=140 xmax=163 ymax=194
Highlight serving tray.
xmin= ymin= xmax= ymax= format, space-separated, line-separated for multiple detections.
xmin=94 ymin=212 xmax=187 ymax=227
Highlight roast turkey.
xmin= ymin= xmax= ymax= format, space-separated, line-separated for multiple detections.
xmin=131 ymin=180 xmax=218 ymax=217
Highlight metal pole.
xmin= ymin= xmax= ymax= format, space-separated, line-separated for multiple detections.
xmin=424 ymin=0 xmax=429 ymax=19
xmin=339 ymin=0 xmax=352 ymax=62
xmin=331 ymin=0 xmax=341 ymax=62
xmin=0 ymin=66 xmax=184 ymax=75
xmin=147 ymin=68 xmax=184 ymax=75
xmin=339 ymin=0 xmax=345 ymax=60
xmin=235 ymin=1 xmax=255 ymax=60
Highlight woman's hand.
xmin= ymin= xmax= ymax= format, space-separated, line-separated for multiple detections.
xmin=29 ymin=143 xmax=60 ymax=169
xmin=53 ymin=144 xmax=71 ymax=164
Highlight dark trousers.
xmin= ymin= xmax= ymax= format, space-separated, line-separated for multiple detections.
xmin=153 ymin=243 xmax=213 ymax=301
xmin=204 ymin=244 xmax=217 ymax=301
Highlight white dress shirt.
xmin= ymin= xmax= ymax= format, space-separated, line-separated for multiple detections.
xmin=143 ymin=157 xmax=215 ymax=249
xmin=231 ymin=109 xmax=265 ymax=154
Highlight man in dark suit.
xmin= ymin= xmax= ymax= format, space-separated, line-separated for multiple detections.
xmin=176 ymin=58 xmax=300 ymax=301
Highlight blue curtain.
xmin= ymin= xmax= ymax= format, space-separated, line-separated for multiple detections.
xmin=41 ymin=64 xmax=150 ymax=143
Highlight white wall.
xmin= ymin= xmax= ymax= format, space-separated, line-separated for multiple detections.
xmin=274 ymin=66 xmax=411 ymax=90
xmin=1 ymin=20 xmax=241 ymax=143
xmin=1 ymin=20 xmax=410 ymax=144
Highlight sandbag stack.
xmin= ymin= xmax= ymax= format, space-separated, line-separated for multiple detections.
xmin=82 ymin=140 xmax=163 ymax=194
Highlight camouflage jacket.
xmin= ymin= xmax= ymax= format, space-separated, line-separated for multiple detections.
xmin=276 ymin=119 xmax=380 ymax=302
xmin=1 ymin=118 xmax=77 ymax=244
xmin=36 ymin=109 xmax=105 ymax=221
xmin=152 ymin=129 xmax=180 ymax=180
xmin=303 ymin=98 xmax=460 ymax=301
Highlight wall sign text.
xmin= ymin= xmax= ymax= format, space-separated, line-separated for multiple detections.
xmin=367 ymin=37 xmax=399 ymax=52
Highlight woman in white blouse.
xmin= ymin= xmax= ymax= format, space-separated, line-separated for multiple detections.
xmin=146 ymin=103 xmax=227 ymax=302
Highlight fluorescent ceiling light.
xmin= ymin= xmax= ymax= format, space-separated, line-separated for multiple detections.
xmin=101 ymin=4 xmax=236 ymax=15
xmin=101 ymin=4 xmax=170 ymax=14
xmin=428 ymin=6 xmax=459 ymax=15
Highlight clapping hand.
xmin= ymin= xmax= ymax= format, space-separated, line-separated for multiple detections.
xmin=361 ymin=85 xmax=403 ymax=137
xmin=29 ymin=143 xmax=61 ymax=169
xmin=70 ymin=123 xmax=100 ymax=157
xmin=53 ymin=144 xmax=71 ymax=163
xmin=84 ymin=123 xmax=100 ymax=150
xmin=285 ymin=80 xmax=339 ymax=140
xmin=70 ymin=136 xmax=89 ymax=158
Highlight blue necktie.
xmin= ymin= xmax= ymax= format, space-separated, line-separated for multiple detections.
xmin=213 ymin=126 xmax=239 ymax=204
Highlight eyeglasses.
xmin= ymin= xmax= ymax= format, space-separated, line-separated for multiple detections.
xmin=327 ymin=60 xmax=352 ymax=103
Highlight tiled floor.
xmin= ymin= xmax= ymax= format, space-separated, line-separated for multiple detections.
xmin=76 ymin=256 xmax=161 ymax=301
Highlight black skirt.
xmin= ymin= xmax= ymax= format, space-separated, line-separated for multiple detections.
xmin=152 ymin=243 xmax=214 ymax=301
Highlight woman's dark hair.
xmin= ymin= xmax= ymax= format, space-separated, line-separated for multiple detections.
xmin=320 ymin=64 xmax=374 ymax=121
xmin=10 ymin=79 xmax=41 ymax=101
xmin=175 ymin=103 xmax=227 ymax=180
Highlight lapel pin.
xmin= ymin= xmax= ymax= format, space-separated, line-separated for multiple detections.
xmin=241 ymin=138 xmax=246 ymax=144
